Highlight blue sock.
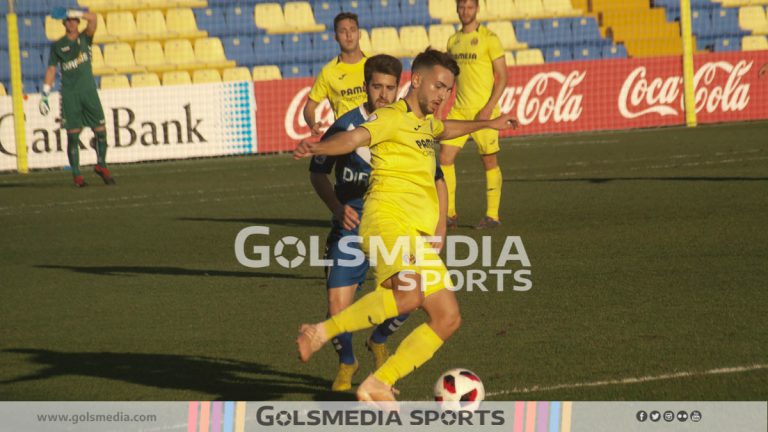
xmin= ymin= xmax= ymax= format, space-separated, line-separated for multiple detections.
xmin=332 ymin=332 xmax=355 ymax=365
xmin=370 ymin=313 xmax=409 ymax=344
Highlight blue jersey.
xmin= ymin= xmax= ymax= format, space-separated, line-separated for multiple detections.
xmin=309 ymin=104 xmax=444 ymax=212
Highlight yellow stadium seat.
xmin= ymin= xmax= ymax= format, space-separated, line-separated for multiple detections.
xmin=360 ymin=29 xmax=373 ymax=54
xmin=93 ymin=14 xmax=117 ymax=44
xmin=515 ymin=48 xmax=544 ymax=65
xmin=193 ymin=69 xmax=222 ymax=84
xmin=195 ymin=37 xmax=237 ymax=69
xmin=131 ymin=72 xmax=161 ymax=87
xmin=136 ymin=9 xmax=177 ymax=40
xmin=103 ymin=42 xmax=147 ymax=74
xmin=429 ymin=0 xmax=459 ymax=24
xmin=45 ymin=16 xmax=88 ymax=41
xmin=476 ymin=0 xmax=494 ymax=22
xmin=739 ymin=6 xmax=768 ymax=34
xmin=174 ymin=0 xmax=208 ymax=8
xmin=284 ymin=1 xmax=326 ymax=32
xmin=106 ymin=11 xmax=147 ymax=42
xmin=742 ymin=34 xmax=768 ymax=50
xmin=79 ymin=0 xmax=113 ymax=13
xmin=0 ymin=82 xmax=7 ymax=96
xmin=543 ymin=0 xmax=581 ymax=17
xmin=429 ymin=24 xmax=456 ymax=50
xmin=134 ymin=40 xmax=176 ymax=73
xmin=223 ymin=67 xmax=253 ymax=82
xmin=252 ymin=65 xmax=282 ymax=81
xmin=166 ymin=8 xmax=208 ymax=39
xmin=486 ymin=0 xmax=522 ymax=20
xmin=486 ymin=21 xmax=528 ymax=50
xmin=504 ymin=51 xmax=515 ymax=66
xmin=141 ymin=0 xmax=176 ymax=8
xmin=115 ymin=0 xmax=144 ymax=10
xmin=164 ymin=38 xmax=205 ymax=70
xmin=162 ymin=71 xmax=192 ymax=86
xmin=399 ymin=26 xmax=430 ymax=57
xmin=371 ymin=27 xmax=407 ymax=57
xmin=517 ymin=0 xmax=546 ymax=18
xmin=91 ymin=45 xmax=115 ymax=75
xmin=719 ymin=0 xmax=750 ymax=6
xmin=101 ymin=74 xmax=130 ymax=89
xmin=255 ymin=3 xmax=292 ymax=34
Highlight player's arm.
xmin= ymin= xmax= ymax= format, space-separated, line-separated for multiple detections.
xmin=39 ymin=53 xmax=57 ymax=116
xmin=83 ymin=11 xmax=98 ymax=37
xmin=440 ymin=112 xmax=518 ymax=140
xmin=302 ymin=99 xmax=324 ymax=136
xmin=304 ymin=71 xmax=329 ymax=136
xmin=294 ymin=127 xmax=371 ymax=159
xmin=433 ymin=177 xmax=448 ymax=253
xmin=476 ymin=56 xmax=508 ymax=120
xmin=309 ymin=172 xmax=360 ymax=230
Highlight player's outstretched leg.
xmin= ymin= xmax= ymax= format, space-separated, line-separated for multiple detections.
xmin=440 ymin=145 xmax=462 ymax=228
xmin=93 ymin=127 xmax=116 ymax=185
xmin=367 ymin=313 xmax=409 ymax=369
xmin=67 ymin=130 xmax=86 ymax=187
xmin=477 ymin=154 xmax=502 ymax=229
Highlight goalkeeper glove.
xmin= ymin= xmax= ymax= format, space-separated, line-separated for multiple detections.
xmin=51 ymin=7 xmax=84 ymax=20
xmin=39 ymin=84 xmax=51 ymax=116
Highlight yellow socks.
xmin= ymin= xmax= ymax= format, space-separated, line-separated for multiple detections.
xmin=324 ymin=290 xmax=399 ymax=339
xmin=485 ymin=166 xmax=502 ymax=220
xmin=442 ymin=163 xmax=457 ymax=218
xmin=373 ymin=323 xmax=444 ymax=386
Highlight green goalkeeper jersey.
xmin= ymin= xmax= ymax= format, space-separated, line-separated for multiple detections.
xmin=48 ymin=33 xmax=97 ymax=93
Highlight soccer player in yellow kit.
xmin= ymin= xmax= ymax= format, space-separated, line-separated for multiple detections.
xmin=294 ymin=48 xmax=517 ymax=401
xmin=302 ymin=12 xmax=367 ymax=136
xmin=441 ymin=0 xmax=508 ymax=229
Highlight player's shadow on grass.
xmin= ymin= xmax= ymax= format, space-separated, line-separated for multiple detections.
xmin=1 ymin=349 xmax=353 ymax=401
xmin=508 ymin=176 xmax=768 ymax=184
xmin=36 ymin=265 xmax=323 ymax=280
xmin=178 ymin=217 xmax=330 ymax=228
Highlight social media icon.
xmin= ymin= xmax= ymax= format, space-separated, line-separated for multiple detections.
xmin=650 ymin=411 xmax=661 ymax=422
xmin=677 ymin=411 xmax=689 ymax=422
xmin=691 ymin=411 xmax=702 ymax=422
xmin=664 ymin=411 xmax=675 ymax=422
xmin=637 ymin=411 xmax=648 ymax=422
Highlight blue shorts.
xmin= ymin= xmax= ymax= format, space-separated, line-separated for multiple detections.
xmin=325 ymin=219 xmax=369 ymax=290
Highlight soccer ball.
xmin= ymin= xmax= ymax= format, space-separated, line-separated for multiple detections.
xmin=433 ymin=368 xmax=485 ymax=411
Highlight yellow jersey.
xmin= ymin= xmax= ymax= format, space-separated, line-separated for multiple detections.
xmin=447 ymin=25 xmax=505 ymax=110
xmin=361 ymin=100 xmax=445 ymax=235
xmin=307 ymin=55 xmax=367 ymax=118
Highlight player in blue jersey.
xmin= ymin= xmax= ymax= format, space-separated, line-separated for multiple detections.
xmin=309 ymin=54 xmax=449 ymax=391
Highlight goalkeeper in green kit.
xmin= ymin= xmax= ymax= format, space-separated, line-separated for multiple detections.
xmin=41 ymin=7 xmax=115 ymax=187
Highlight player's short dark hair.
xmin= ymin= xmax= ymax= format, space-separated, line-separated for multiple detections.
xmin=456 ymin=0 xmax=480 ymax=6
xmin=412 ymin=48 xmax=460 ymax=77
xmin=333 ymin=12 xmax=359 ymax=32
xmin=364 ymin=55 xmax=402 ymax=85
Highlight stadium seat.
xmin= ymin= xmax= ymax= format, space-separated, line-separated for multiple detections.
xmin=401 ymin=0 xmax=434 ymax=26
xmin=91 ymin=45 xmax=116 ymax=75
xmin=399 ymin=26 xmax=430 ymax=57
xmin=486 ymin=0 xmax=522 ymax=20
xmin=280 ymin=63 xmax=312 ymax=78
xmin=541 ymin=18 xmax=573 ymax=46
xmin=360 ymin=29 xmax=373 ymax=54
xmin=311 ymin=32 xmax=339 ymax=62
xmin=476 ymin=0 xmax=496 ymax=22
xmin=516 ymin=0 xmax=546 ymax=19
xmin=19 ymin=16 xmax=49 ymax=47
xmin=131 ymin=72 xmax=161 ymax=87
xmin=164 ymin=39 xmax=205 ymax=69
xmin=16 ymin=0 xmax=51 ymax=15
xmin=712 ymin=37 xmax=739 ymax=51
xmin=742 ymin=34 xmax=768 ymax=50
xmin=45 ymin=16 xmax=88 ymax=42
xmin=223 ymin=37 xmax=255 ymax=65
xmin=573 ymin=45 xmax=601 ymax=61
xmin=504 ymin=51 xmax=515 ymax=66
xmin=162 ymin=70 xmax=192 ymax=85
xmin=93 ymin=14 xmax=117 ymax=44
xmin=342 ymin=0 xmax=375 ymax=28
xmin=515 ymin=48 xmax=545 ymax=65
xmin=710 ymin=8 xmax=749 ymax=37
xmin=255 ymin=3 xmax=292 ymax=34
xmin=542 ymin=0 xmax=581 ymax=17
xmin=252 ymin=65 xmax=282 ymax=81
xmin=222 ymin=67 xmax=252 ymax=82
xmin=100 ymin=74 xmax=130 ymax=89
xmin=544 ymin=46 xmax=573 ymax=62
xmin=166 ymin=8 xmax=208 ymax=39
xmin=739 ymin=6 xmax=768 ymax=34
xmin=486 ymin=21 xmax=528 ymax=50
xmin=103 ymin=43 xmax=147 ymax=74
xmin=429 ymin=0 xmax=459 ymax=24
xmin=193 ymin=69 xmax=222 ymax=83
xmin=106 ymin=11 xmax=147 ymax=42
xmin=719 ymin=0 xmax=751 ymax=7
xmin=570 ymin=16 xmax=603 ymax=44
xmin=691 ymin=9 xmax=713 ymax=37
xmin=514 ymin=20 xmax=545 ymax=47
xmin=136 ymin=9 xmax=177 ymax=40
xmin=23 ymin=80 xmax=40 ymax=94
xmin=253 ymin=35 xmax=285 ymax=65
xmin=284 ymin=2 xmax=327 ymax=32
xmin=176 ymin=0 xmax=208 ymax=8
xmin=602 ymin=44 xmax=628 ymax=58
xmin=195 ymin=37 xmax=237 ymax=69
xmin=225 ymin=6 xmax=260 ymax=37
xmin=78 ymin=0 xmax=112 ymax=13
xmin=372 ymin=0 xmax=404 ymax=27
xmin=20 ymin=49 xmax=45 ymax=81
xmin=371 ymin=27 xmax=408 ymax=57
xmin=134 ymin=40 xmax=176 ymax=73
xmin=0 ymin=17 xmax=7 ymax=50
xmin=194 ymin=8 xmax=229 ymax=37
xmin=284 ymin=33 xmax=314 ymax=63
xmin=429 ymin=24 xmax=457 ymax=51
xmin=0 ymin=51 xmax=9 ymax=81
xmin=312 ymin=1 xmax=341 ymax=28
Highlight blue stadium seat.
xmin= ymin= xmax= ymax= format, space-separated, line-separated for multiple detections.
xmin=313 ymin=0 xmax=342 ymax=29
xmin=691 ymin=9 xmax=712 ymax=36
xmin=48 ymin=0 xmax=79 ymax=9
xmin=691 ymin=0 xmax=719 ymax=9
xmin=573 ymin=45 xmax=601 ymax=61
xmin=715 ymin=37 xmax=741 ymax=52
xmin=372 ymin=0 xmax=404 ymax=27
xmin=24 ymin=80 xmax=40 ymax=94
xmin=18 ymin=16 xmax=49 ymax=47
xmin=342 ymin=1 xmax=375 ymax=29
xmin=400 ymin=0 xmax=435 ymax=26
xmin=514 ymin=20 xmax=545 ymax=47
xmin=0 ymin=17 xmax=7 ymax=49
xmin=16 ymin=0 xmax=50 ymax=16
xmin=285 ymin=33 xmax=314 ymax=63
xmin=253 ymin=34 xmax=285 ymax=65
xmin=541 ymin=18 xmax=573 ymax=47
xmin=696 ymin=35 xmax=719 ymax=51
xmin=0 ymin=50 xmax=10 ymax=81
xmin=400 ymin=57 xmax=414 ymax=72
xmin=312 ymin=62 xmax=326 ymax=75
xmin=0 ymin=1 xmax=6 ymax=15
xmin=223 ymin=36 xmax=255 ymax=65
xmin=709 ymin=8 xmax=748 ymax=37
xmin=571 ymin=17 xmax=603 ymax=44
xmin=227 ymin=6 xmax=264 ymax=37
xmin=21 ymin=49 xmax=45 ymax=80
xmin=281 ymin=63 xmax=312 ymax=78
xmin=602 ymin=44 xmax=627 ymax=59
xmin=195 ymin=7 xmax=230 ymax=37
xmin=311 ymin=32 xmax=339 ymax=62
xmin=544 ymin=46 xmax=572 ymax=63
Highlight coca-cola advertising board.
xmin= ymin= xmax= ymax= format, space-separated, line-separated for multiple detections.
xmin=254 ymin=51 xmax=768 ymax=153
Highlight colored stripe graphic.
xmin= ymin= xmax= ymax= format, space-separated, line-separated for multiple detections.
xmin=525 ymin=402 xmax=537 ymax=432
xmin=223 ymin=402 xmax=235 ymax=432
xmin=234 ymin=402 xmax=247 ymax=432
xmin=199 ymin=402 xmax=210 ymax=432
xmin=187 ymin=402 xmax=199 ymax=432
xmin=513 ymin=401 xmax=525 ymax=432
xmin=549 ymin=402 xmax=561 ymax=432
xmin=211 ymin=402 xmax=222 ymax=432
xmin=561 ymin=402 xmax=573 ymax=432
xmin=537 ymin=402 xmax=549 ymax=432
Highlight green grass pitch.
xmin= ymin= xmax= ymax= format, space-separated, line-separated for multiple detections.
xmin=1 ymin=121 xmax=767 ymax=401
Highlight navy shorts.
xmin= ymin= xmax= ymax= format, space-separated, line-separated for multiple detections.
xmin=325 ymin=219 xmax=369 ymax=290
